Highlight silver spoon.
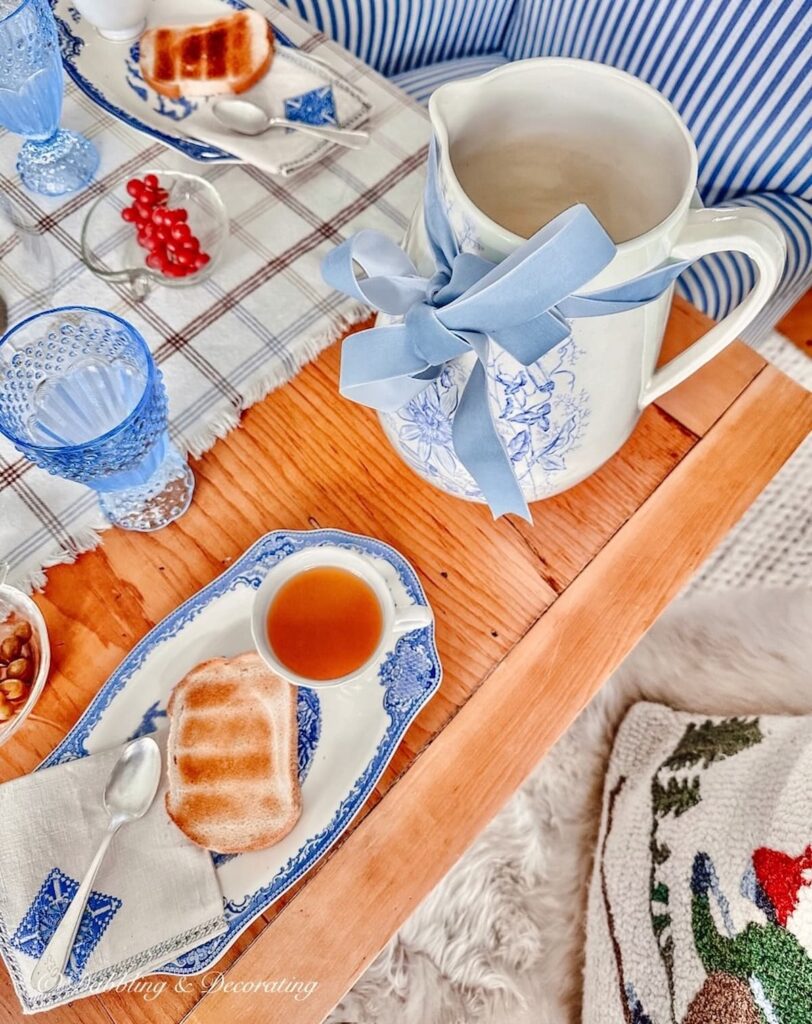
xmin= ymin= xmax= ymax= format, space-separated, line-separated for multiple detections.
xmin=212 ymin=98 xmax=370 ymax=149
xmin=31 ymin=737 xmax=162 ymax=994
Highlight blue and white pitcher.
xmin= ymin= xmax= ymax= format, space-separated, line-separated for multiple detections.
xmin=378 ymin=59 xmax=785 ymax=505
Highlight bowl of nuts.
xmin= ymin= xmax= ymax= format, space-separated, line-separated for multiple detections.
xmin=0 ymin=582 xmax=50 ymax=748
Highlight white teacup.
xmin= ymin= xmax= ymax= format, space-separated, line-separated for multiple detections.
xmin=250 ymin=546 xmax=433 ymax=690
xmin=71 ymin=0 xmax=149 ymax=41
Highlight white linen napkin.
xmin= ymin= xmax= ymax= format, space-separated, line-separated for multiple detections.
xmin=0 ymin=738 xmax=227 ymax=1013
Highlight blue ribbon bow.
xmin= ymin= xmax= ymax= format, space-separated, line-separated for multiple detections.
xmin=322 ymin=139 xmax=690 ymax=520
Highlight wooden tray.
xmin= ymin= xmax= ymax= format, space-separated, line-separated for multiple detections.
xmin=0 ymin=297 xmax=809 ymax=1024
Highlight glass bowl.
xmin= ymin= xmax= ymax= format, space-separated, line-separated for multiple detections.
xmin=80 ymin=170 xmax=229 ymax=300
xmin=0 ymin=582 xmax=51 ymax=750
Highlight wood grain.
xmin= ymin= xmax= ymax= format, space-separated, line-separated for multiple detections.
xmin=185 ymin=366 xmax=812 ymax=1024
xmin=0 ymin=295 xmax=808 ymax=1024
xmin=652 ymin=298 xmax=767 ymax=436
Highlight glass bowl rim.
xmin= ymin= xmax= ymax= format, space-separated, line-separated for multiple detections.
xmin=80 ymin=169 xmax=229 ymax=291
xmin=0 ymin=583 xmax=50 ymax=751
xmin=0 ymin=304 xmax=158 ymax=454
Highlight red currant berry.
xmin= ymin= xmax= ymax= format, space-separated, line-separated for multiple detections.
xmin=121 ymin=207 xmax=137 ymax=223
xmin=194 ymin=253 xmax=210 ymax=269
xmin=126 ymin=179 xmax=144 ymax=199
xmin=143 ymin=173 xmax=159 ymax=191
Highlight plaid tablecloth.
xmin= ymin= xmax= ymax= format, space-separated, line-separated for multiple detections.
xmin=0 ymin=1 xmax=429 ymax=591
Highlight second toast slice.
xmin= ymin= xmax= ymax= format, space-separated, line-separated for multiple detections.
xmin=139 ymin=10 xmax=274 ymax=100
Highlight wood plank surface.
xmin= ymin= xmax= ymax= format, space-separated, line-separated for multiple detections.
xmin=187 ymin=366 xmax=811 ymax=1024
xmin=0 ymin=295 xmax=808 ymax=1024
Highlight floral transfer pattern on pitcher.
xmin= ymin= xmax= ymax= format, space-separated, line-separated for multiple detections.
xmin=380 ymin=338 xmax=590 ymax=503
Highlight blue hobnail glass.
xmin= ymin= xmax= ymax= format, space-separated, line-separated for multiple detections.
xmin=0 ymin=0 xmax=98 ymax=196
xmin=0 ymin=307 xmax=195 ymax=531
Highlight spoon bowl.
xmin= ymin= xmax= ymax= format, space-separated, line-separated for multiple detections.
xmin=214 ymin=98 xmax=268 ymax=136
xmin=104 ymin=735 xmax=162 ymax=827
xmin=212 ymin=98 xmax=370 ymax=149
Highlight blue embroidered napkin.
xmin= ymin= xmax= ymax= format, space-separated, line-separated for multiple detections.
xmin=0 ymin=739 xmax=227 ymax=1013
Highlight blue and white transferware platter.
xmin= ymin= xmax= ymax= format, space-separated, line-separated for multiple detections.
xmin=38 ymin=529 xmax=441 ymax=975
xmin=51 ymin=0 xmax=372 ymax=175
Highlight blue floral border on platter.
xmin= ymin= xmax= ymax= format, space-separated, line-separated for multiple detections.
xmin=50 ymin=0 xmax=293 ymax=162
xmin=38 ymin=529 xmax=442 ymax=976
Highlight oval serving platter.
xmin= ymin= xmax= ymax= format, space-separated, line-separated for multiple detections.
xmin=38 ymin=529 xmax=441 ymax=975
xmin=50 ymin=0 xmax=372 ymax=175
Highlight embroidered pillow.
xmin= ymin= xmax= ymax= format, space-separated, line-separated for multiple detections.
xmin=584 ymin=702 xmax=812 ymax=1024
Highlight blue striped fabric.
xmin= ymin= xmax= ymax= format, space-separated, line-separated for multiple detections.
xmin=392 ymin=54 xmax=509 ymax=105
xmin=288 ymin=0 xmax=811 ymax=331
xmin=499 ymin=0 xmax=812 ymax=331
xmin=273 ymin=0 xmax=515 ymax=76
xmin=502 ymin=1 xmax=811 ymax=209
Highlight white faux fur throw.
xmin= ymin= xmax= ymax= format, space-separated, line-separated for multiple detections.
xmin=329 ymin=587 xmax=812 ymax=1024
xmin=585 ymin=702 xmax=812 ymax=1024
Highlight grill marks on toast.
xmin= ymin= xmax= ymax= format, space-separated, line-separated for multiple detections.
xmin=140 ymin=11 xmax=274 ymax=100
xmin=165 ymin=654 xmax=302 ymax=853
xmin=152 ymin=18 xmax=238 ymax=86
xmin=153 ymin=29 xmax=175 ymax=85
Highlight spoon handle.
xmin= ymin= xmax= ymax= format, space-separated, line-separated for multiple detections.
xmin=31 ymin=829 xmax=116 ymax=994
xmin=271 ymin=119 xmax=369 ymax=149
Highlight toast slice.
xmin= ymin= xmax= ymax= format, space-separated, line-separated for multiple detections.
xmin=139 ymin=10 xmax=274 ymax=101
xmin=165 ymin=652 xmax=301 ymax=853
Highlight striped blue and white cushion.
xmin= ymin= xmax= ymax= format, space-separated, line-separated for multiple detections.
xmin=501 ymin=0 xmax=812 ymax=329
xmin=287 ymin=0 xmax=811 ymax=332
xmin=273 ymin=0 xmax=513 ymax=76
xmin=392 ymin=53 xmax=509 ymax=105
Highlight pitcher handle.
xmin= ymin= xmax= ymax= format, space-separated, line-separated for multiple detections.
xmin=639 ymin=206 xmax=786 ymax=408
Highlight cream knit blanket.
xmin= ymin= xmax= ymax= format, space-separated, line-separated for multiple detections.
xmin=584 ymin=702 xmax=812 ymax=1024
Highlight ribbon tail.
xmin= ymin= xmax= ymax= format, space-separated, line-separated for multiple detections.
xmin=560 ymin=257 xmax=694 ymax=317
xmin=452 ymin=337 xmax=531 ymax=522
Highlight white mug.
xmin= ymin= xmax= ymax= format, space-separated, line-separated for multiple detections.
xmin=378 ymin=58 xmax=787 ymax=505
xmin=70 ymin=0 xmax=149 ymax=41
xmin=250 ymin=546 xmax=433 ymax=690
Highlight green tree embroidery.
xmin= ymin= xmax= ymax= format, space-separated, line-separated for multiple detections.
xmin=663 ymin=718 xmax=764 ymax=771
xmin=647 ymin=717 xmax=763 ymax=1022
xmin=652 ymin=777 xmax=701 ymax=818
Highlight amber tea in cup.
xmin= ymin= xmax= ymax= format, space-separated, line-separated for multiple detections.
xmin=267 ymin=566 xmax=384 ymax=682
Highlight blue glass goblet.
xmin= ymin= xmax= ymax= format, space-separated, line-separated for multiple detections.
xmin=0 ymin=307 xmax=195 ymax=531
xmin=0 ymin=0 xmax=98 ymax=196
